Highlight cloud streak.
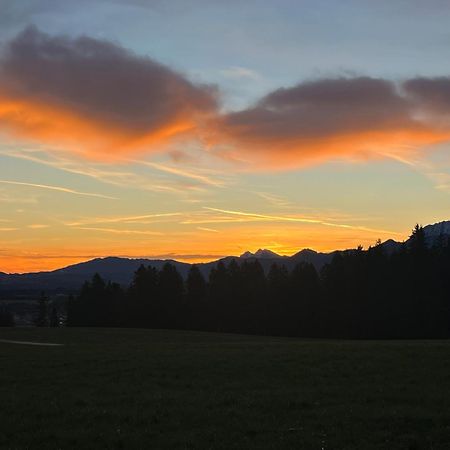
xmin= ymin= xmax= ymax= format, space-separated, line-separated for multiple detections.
xmin=66 ymin=212 xmax=181 ymax=226
xmin=136 ymin=160 xmax=226 ymax=187
xmin=197 ymin=226 xmax=219 ymax=233
xmin=0 ymin=147 xmax=218 ymax=196
xmin=0 ymin=180 xmax=116 ymax=199
xmin=75 ymin=227 xmax=163 ymax=236
xmin=203 ymin=207 xmax=401 ymax=235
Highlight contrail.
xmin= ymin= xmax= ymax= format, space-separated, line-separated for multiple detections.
xmin=66 ymin=212 xmax=181 ymax=226
xmin=0 ymin=180 xmax=117 ymax=200
xmin=203 ymin=207 xmax=401 ymax=235
xmin=135 ymin=160 xmax=225 ymax=187
xmin=76 ymin=227 xmax=163 ymax=235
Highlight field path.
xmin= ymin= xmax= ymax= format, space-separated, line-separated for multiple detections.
xmin=0 ymin=339 xmax=63 ymax=347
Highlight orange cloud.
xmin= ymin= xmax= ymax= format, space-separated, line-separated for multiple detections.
xmin=211 ymin=77 xmax=450 ymax=169
xmin=3 ymin=28 xmax=450 ymax=169
xmin=0 ymin=26 xmax=217 ymax=159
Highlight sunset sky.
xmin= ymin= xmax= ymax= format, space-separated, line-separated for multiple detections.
xmin=2 ymin=0 xmax=450 ymax=273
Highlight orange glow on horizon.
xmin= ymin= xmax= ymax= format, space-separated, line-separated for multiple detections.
xmin=0 ymin=222 xmax=407 ymax=274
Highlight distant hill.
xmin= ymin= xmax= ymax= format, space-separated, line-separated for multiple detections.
xmin=379 ymin=239 xmax=403 ymax=255
xmin=290 ymin=249 xmax=335 ymax=270
xmin=1 ymin=220 xmax=449 ymax=295
xmin=0 ymin=258 xmax=191 ymax=295
xmin=0 ymin=250 xmax=328 ymax=294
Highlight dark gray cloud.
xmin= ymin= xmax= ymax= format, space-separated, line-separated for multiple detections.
xmin=1 ymin=25 xmax=217 ymax=130
xmin=214 ymin=76 xmax=450 ymax=168
xmin=404 ymin=77 xmax=450 ymax=114
xmin=2 ymin=25 xmax=450 ymax=168
xmin=222 ymin=77 xmax=415 ymax=140
xmin=0 ymin=26 xmax=217 ymax=159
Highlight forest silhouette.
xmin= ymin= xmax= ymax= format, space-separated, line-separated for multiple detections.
xmin=66 ymin=225 xmax=450 ymax=338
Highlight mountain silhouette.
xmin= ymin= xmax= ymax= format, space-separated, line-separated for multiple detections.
xmin=240 ymin=249 xmax=283 ymax=259
xmin=2 ymin=220 xmax=449 ymax=295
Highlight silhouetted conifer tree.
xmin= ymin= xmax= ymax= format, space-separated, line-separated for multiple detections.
xmin=35 ymin=292 xmax=49 ymax=327
xmin=267 ymin=263 xmax=290 ymax=335
xmin=62 ymin=222 xmax=450 ymax=339
xmin=208 ymin=261 xmax=230 ymax=332
xmin=49 ymin=306 xmax=59 ymax=327
xmin=186 ymin=265 xmax=207 ymax=329
xmin=66 ymin=274 xmax=124 ymax=327
xmin=128 ymin=265 xmax=159 ymax=327
xmin=239 ymin=260 xmax=266 ymax=333
xmin=290 ymin=262 xmax=320 ymax=336
xmin=0 ymin=308 xmax=14 ymax=327
xmin=158 ymin=263 xmax=184 ymax=328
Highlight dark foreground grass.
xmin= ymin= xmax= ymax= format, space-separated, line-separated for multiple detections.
xmin=1 ymin=328 xmax=450 ymax=449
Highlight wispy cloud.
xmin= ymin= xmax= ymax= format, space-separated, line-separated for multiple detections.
xmin=181 ymin=216 xmax=256 ymax=225
xmin=136 ymin=160 xmax=226 ymax=187
xmin=27 ymin=224 xmax=49 ymax=229
xmin=203 ymin=207 xmax=401 ymax=235
xmin=220 ymin=66 xmax=262 ymax=81
xmin=197 ymin=226 xmax=219 ymax=233
xmin=66 ymin=212 xmax=181 ymax=227
xmin=0 ymin=147 xmax=136 ymax=182
xmin=382 ymin=149 xmax=450 ymax=194
xmin=0 ymin=180 xmax=117 ymax=199
xmin=254 ymin=191 xmax=295 ymax=209
xmin=203 ymin=206 xmax=325 ymax=224
xmin=428 ymin=172 xmax=450 ymax=192
xmin=0 ymin=189 xmax=39 ymax=204
xmin=75 ymin=227 xmax=163 ymax=236
xmin=0 ymin=147 xmax=213 ymax=195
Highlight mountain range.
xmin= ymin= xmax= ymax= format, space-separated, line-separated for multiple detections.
xmin=0 ymin=220 xmax=447 ymax=295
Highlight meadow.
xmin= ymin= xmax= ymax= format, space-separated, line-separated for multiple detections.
xmin=1 ymin=328 xmax=450 ymax=449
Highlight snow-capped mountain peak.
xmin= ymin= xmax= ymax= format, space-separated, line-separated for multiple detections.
xmin=422 ymin=221 xmax=450 ymax=238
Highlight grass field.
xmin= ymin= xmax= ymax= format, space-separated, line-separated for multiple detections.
xmin=1 ymin=328 xmax=450 ymax=449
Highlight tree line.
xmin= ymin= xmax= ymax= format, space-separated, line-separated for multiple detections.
xmin=0 ymin=308 xmax=14 ymax=327
xmin=63 ymin=225 xmax=450 ymax=338
xmin=0 ymin=293 xmax=60 ymax=327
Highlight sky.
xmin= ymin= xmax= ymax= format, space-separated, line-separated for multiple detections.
xmin=1 ymin=0 xmax=450 ymax=273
